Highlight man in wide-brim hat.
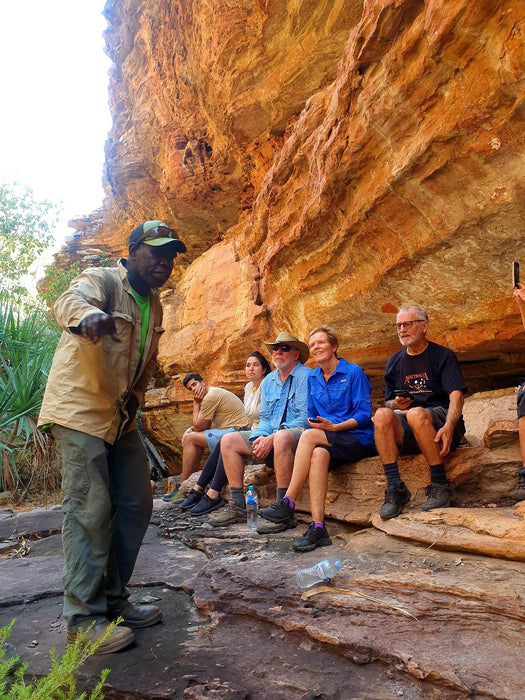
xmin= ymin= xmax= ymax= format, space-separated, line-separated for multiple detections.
xmin=263 ymin=331 xmax=310 ymax=364
xmin=209 ymin=331 xmax=311 ymax=530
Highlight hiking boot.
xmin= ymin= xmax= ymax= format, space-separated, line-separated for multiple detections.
xmin=209 ymin=503 xmax=246 ymax=527
xmin=257 ymin=498 xmax=297 ymax=533
xmin=292 ymin=522 xmax=332 ymax=552
xmin=107 ymin=602 xmax=162 ymax=628
xmin=510 ymin=469 xmax=525 ymax=502
xmin=66 ymin=620 xmax=135 ymax=654
xmin=379 ymin=481 xmax=411 ymax=519
xmin=422 ymin=482 xmax=452 ymax=511
xmin=257 ymin=517 xmax=298 ymax=534
xmin=162 ymin=484 xmax=182 ymax=503
xmin=190 ymin=493 xmax=224 ymax=516
xmin=180 ymin=490 xmax=203 ymax=510
xmin=259 ymin=498 xmax=295 ymax=525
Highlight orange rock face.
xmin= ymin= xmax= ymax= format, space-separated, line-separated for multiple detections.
xmin=61 ymin=0 xmax=525 ymax=461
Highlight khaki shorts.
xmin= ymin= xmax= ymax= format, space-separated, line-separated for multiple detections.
xmin=239 ymin=427 xmax=305 ymax=466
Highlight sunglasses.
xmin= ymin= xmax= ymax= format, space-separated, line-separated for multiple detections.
xmin=272 ymin=344 xmax=294 ymax=352
xmin=392 ymin=320 xmax=425 ymax=331
xmin=142 ymin=225 xmax=179 ymax=242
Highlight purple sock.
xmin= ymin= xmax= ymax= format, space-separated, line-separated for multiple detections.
xmin=283 ymin=496 xmax=295 ymax=509
xmin=314 ymin=521 xmax=324 ymax=529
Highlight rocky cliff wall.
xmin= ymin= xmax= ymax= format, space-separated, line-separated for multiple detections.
xmin=62 ymin=0 xmax=525 ymax=463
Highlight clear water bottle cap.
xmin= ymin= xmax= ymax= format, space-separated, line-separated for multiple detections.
xmin=334 ymin=560 xmax=342 ymax=569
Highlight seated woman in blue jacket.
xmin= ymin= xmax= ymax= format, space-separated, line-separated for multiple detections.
xmin=258 ymin=325 xmax=376 ymax=552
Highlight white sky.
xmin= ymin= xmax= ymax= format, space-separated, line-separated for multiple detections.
xmin=0 ymin=1 xmax=111 ymax=248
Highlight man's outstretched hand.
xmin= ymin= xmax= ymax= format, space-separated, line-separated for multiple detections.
xmin=79 ymin=313 xmax=120 ymax=344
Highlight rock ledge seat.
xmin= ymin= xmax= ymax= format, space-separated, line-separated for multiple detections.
xmin=181 ymin=389 xmax=524 ymax=560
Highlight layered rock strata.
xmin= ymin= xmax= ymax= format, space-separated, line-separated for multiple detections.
xmin=3 ymin=504 xmax=525 ymax=698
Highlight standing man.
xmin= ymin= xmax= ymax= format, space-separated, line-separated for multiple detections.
xmin=373 ymin=305 xmax=467 ymax=519
xmin=162 ymin=373 xmax=249 ymax=502
xmin=209 ymin=332 xmax=311 ymax=528
xmin=39 ymin=220 xmax=186 ymax=653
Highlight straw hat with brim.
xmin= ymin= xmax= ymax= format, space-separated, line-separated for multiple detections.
xmin=263 ymin=332 xmax=310 ymax=364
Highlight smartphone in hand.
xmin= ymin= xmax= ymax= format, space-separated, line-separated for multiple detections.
xmin=394 ymin=390 xmax=411 ymax=398
xmin=308 ymin=417 xmax=322 ymax=423
xmin=513 ymin=261 xmax=520 ymax=288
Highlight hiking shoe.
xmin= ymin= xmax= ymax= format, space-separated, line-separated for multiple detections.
xmin=259 ymin=498 xmax=295 ymax=525
xmin=66 ymin=620 xmax=134 ymax=654
xmin=209 ymin=503 xmax=246 ymax=527
xmin=292 ymin=522 xmax=332 ymax=552
xmin=510 ymin=469 xmax=525 ymax=501
xmin=162 ymin=485 xmax=182 ymax=503
xmin=180 ymin=490 xmax=203 ymax=510
xmin=108 ymin=602 xmax=162 ymax=628
xmin=190 ymin=493 xmax=224 ymax=516
xmin=257 ymin=517 xmax=298 ymax=534
xmin=422 ymin=482 xmax=452 ymax=511
xmin=379 ymin=481 xmax=411 ymax=519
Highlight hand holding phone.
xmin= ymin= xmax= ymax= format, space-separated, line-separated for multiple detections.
xmin=394 ymin=390 xmax=411 ymax=398
xmin=393 ymin=390 xmax=412 ymax=410
xmin=308 ymin=417 xmax=322 ymax=423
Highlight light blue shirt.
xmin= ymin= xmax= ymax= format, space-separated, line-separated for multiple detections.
xmin=249 ymin=362 xmax=311 ymax=440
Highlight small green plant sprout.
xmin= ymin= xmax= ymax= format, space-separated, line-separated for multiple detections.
xmin=0 ymin=619 xmax=115 ymax=699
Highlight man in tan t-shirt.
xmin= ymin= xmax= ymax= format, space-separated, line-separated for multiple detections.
xmin=165 ymin=373 xmax=249 ymax=497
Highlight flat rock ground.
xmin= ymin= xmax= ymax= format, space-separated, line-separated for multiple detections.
xmin=1 ymin=497 xmax=524 ymax=700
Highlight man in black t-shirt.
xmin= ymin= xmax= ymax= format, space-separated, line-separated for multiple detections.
xmin=374 ymin=305 xmax=467 ymax=519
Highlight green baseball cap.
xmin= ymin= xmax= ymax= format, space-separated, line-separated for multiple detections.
xmin=129 ymin=220 xmax=186 ymax=252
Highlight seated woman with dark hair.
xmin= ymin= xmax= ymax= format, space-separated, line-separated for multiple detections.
xmin=258 ymin=326 xmax=377 ymax=551
xmin=180 ymin=351 xmax=272 ymax=515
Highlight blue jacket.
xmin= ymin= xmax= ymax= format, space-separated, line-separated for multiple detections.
xmin=308 ymin=357 xmax=374 ymax=447
xmin=249 ymin=362 xmax=311 ymax=440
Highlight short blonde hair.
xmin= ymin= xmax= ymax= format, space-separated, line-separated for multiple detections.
xmin=308 ymin=325 xmax=339 ymax=350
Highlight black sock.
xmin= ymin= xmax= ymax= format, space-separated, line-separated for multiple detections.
xmin=276 ymin=487 xmax=287 ymax=503
xmin=230 ymin=487 xmax=246 ymax=509
xmin=383 ymin=463 xmax=401 ymax=487
xmin=429 ymin=464 xmax=448 ymax=485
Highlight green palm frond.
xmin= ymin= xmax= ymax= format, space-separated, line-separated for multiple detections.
xmin=0 ymin=293 xmax=59 ymax=492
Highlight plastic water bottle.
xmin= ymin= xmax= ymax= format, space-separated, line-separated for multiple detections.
xmin=295 ymin=559 xmax=342 ymax=589
xmin=246 ymin=485 xmax=258 ymax=530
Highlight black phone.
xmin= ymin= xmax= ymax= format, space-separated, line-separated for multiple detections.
xmin=308 ymin=417 xmax=322 ymax=423
xmin=394 ymin=390 xmax=411 ymax=398
xmin=513 ymin=261 xmax=520 ymax=288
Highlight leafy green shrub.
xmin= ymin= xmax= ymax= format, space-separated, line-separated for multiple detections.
xmin=0 ymin=294 xmax=60 ymax=495
xmin=40 ymin=254 xmax=116 ymax=313
xmin=0 ymin=620 xmax=110 ymax=699
xmin=39 ymin=262 xmax=84 ymax=313
xmin=0 ymin=182 xmax=58 ymax=296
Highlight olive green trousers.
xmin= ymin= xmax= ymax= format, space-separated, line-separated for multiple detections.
xmin=52 ymin=425 xmax=152 ymax=628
